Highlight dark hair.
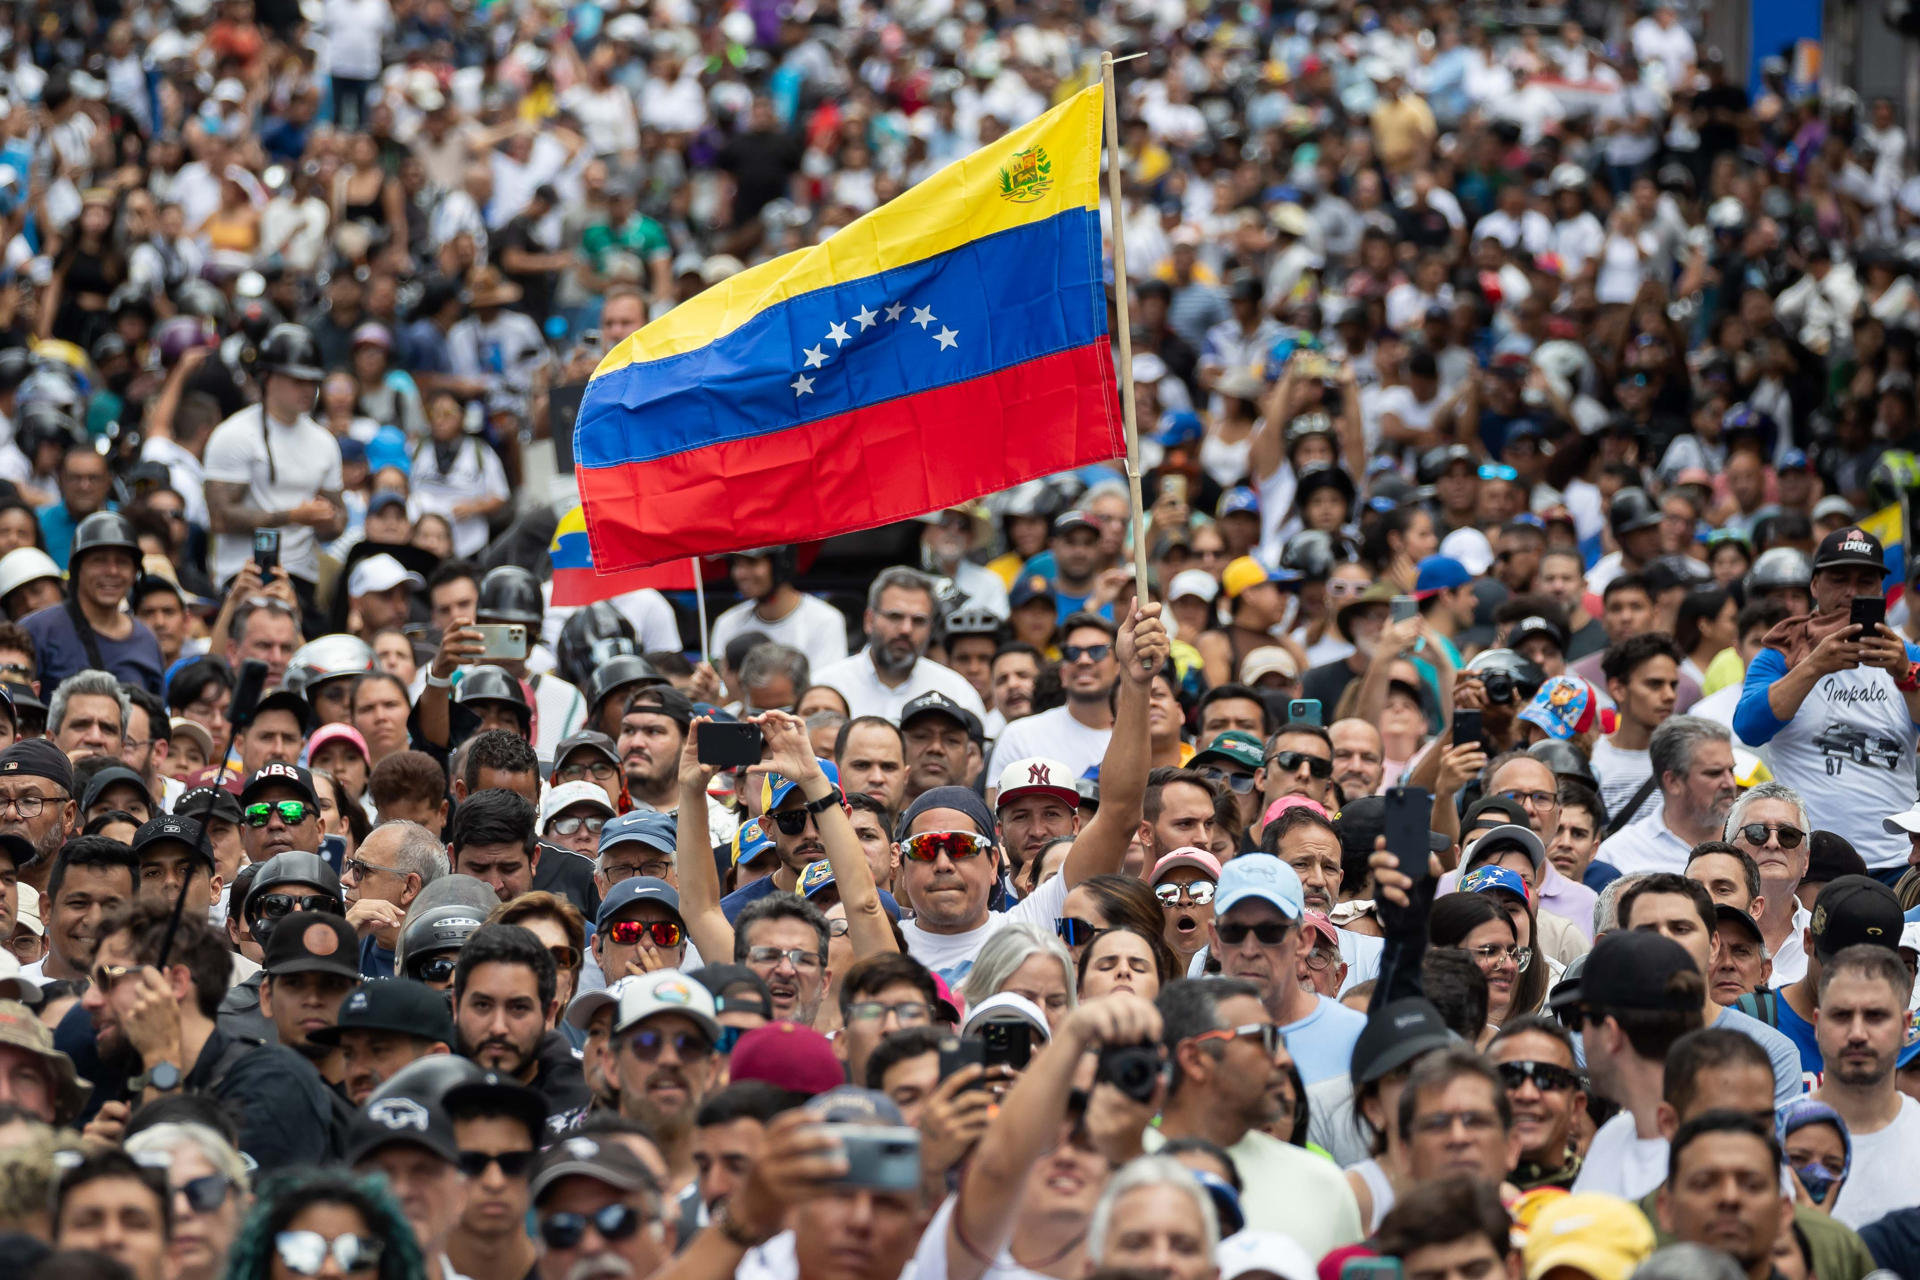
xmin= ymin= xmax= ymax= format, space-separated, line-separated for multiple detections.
xmin=1060 ymin=611 xmax=1118 ymax=640
xmin=125 ymin=1091 xmax=242 ymax=1149
xmin=1602 ymin=573 xmax=1651 ymax=603
xmin=695 ymin=1080 xmax=799 ymax=1128
xmin=1619 ymin=871 xmax=1716 ymax=939
xmin=350 ymin=671 xmax=412 ymax=720
xmin=1817 ymin=943 xmax=1916 ymax=1006
xmin=82 ymin=809 xmax=140 ymax=836
xmin=1156 ymin=977 xmax=1265 ymax=1091
xmin=1662 ymin=1028 xmax=1774 ymax=1117
xmin=1196 ymin=683 xmax=1275 ymax=736
xmin=1428 ymin=891 xmax=1514 ymax=950
xmin=642 ymin=651 xmax=695 ymax=680
xmin=991 ymin=641 xmax=1046 ymax=670
xmin=1600 ymin=631 xmax=1683 ymax=685
xmin=28 ymin=1250 xmax=130 ymax=1280
xmin=462 ymin=730 xmax=539 ymax=793
xmin=1143 ymin=766 xmax=1219 ymax=825
xmin=1686 ymin=841 xmax=1760 ymax=901
xmin=1265 ymin=721 xmax=1333 ymax=753
xmin=166 ymin=657 xmax=230 ymax=714
xmin=52 ymin=1148 xmax=171 ymax=1242
xmin=223 ymin=1169 xmax=423 ymax=1280
xmin=1673 ymin=586 xmax=1731 ymax=655
xmin=1077 ymin=923 xmax=1177 ymax=992
xmin=838 ymin=951 xmax=937 ymax=1017
xmin=1556 ymin=781 xmax=1607 ymax=830
xmin=843 ymin=790 xmax=893 ymax=830
xmin=834 ymin=714 xmax=905 ymax=762
xmin=1396 ymin=1046 xmax=1511 ymax=1143
xmin=93 ymin=901 xmax=236 ymax=1018
xmin=1735 ymin=600 xmax=1790 ymax=637
xmin=1666 ymin=1110 xmax=1782 ymax=1187
xmin=453 ymin=923 xmax=557 ymax=1010
xmin=1492 ymin=595 xmax=1569 ymax=643
xmin=864 ymin=1025 xmax=947 ymax=1090
xmin=368 ymin=750 xmax=447 ymax=813
xmin=1260 ymin=804 xmax=1337 ymax=855
xmin=123 ymin=685 xmax=165 ymax=742
xmin=1074 ymin=873 xmax=1170 ymax=953
xmin=450 ymin=788 xmax=536 ymax=855
xmin=46 ymin=835 xmax=138 ymax=908
xmin=1377 ymin=1175 xmax=1512 ymax=1262
xmin=426 ymin=559 xmax=482 ymax=600
xmin=733 ymin=893 xmax=829 ymax=962
xmin=1420 ymin=949 xmax=1491 ymax=1041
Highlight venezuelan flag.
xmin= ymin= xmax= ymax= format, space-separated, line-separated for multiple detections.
xmin=549 ymin=504 xmax=703 ymax=604
xmin=574 ymin=85 xmax=1123 ymax=571
xmin=1862 ymin=502 xmax=1906 ymax=601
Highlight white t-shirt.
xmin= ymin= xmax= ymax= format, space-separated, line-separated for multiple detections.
xmin=813 ymin=651 xmax=987 ymax=724
xmin=986 ymin=705 xmax=1111 ymax=785
xmin=708 ymin=593 xmax=849 ymax=676
xmin=202 ymin=405 xmax=344 ymax=585
xmin=906 ymin=1194 xmax=1049 ymax=1280
xmin=1144 ymin=1126 xmax=1364 ymax=1259
xmin=1829 ymin=1094 xmax=1920 ymax=1228
xmin=900 ymin=872 xmax=1067 ymax=985
xmin=409 ymin=436 xmax=510 ymax=557
xmin=1595 ymin=812 xmax=1692 ymax=876
xmin=1570 ymin=1111 xmax=1667 ymax=1200
xmin=1687 ymin=684 xmax=1747 ymax=744
xmin=1591 ymin=738 xmax=1663 ymax=831
xmin=325 ymin=0 xmax=392 ymax=80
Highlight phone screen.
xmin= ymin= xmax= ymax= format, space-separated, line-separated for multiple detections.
xmin=1384 ymin=786 xmax=1432 ymax=880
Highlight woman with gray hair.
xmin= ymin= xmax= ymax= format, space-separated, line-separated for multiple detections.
xmin=1087 ymin=1155 xmax=1223 ymax=1280
xmin=124 ymin=1121 xmax=251 ymax=1280
xmin=957 ymin=920 xmax=1075 ymax=1036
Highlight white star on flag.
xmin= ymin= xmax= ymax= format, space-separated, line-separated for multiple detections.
xmin=825 ymin=322 xmax=852 ymax=346
xmin=791 ymin=374 xmax=815 ymax=396
xmin=883 ymin=301 xmax=905 ymax=322
xmin=853 ymin=305 xmax=878 ymax=330
xmin=934 ymin=326 xmax=959 ymax=351
xmin=911 ymin=306 xmax=936 ymax=329
xmin=802 ymin=345 xmax=828 ymax=368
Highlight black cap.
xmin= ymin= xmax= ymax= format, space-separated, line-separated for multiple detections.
xmin=1506 ymin=615 xmax=1569 ymax=653
xmin=1349 ymin=997 xmax=1457 ymax=1088
xmin=1329 ymin=795 xmax=1449 ymax=859
xmin=0 ymin=739 xmax=72 ymax=794
xmin=1804 ymin=831 xmax=1868 ymax=886
xmin=310 ymin=979 xmax=454 ymax=1047
xmin=530 ymin=1135 xmax=660 ymax=1204
xmin=1714 ymin=903 xmax=1764 ymax=945
xmin=131 ymin=814 xmax=210 ymax=866
xmin=239 ymin=762 xmax=321 ymax=809
xmin=348 ymin=1095 xmax=462 ymax=1167
xmin=443 ymin=1071 xmax=550 ymax=1146
xmin=250 ymin=688 xmax=317 ymax=736
xmin=1812 ymin=526 xmax=1887 ymax=574
xmin=552 ymin=731 xmax=619 ymax=773
xmin=262 ymin=912 xmax=360 ymax=979
xmin=1464 ymin=794 xmax=1529 ymax=832
xmin=900 ymin=690 xmax=981 ymax=738
xmin=1810 ymin=875 xmax=1903 ymax=960
xmin=0 ymin=832 xmax=33 ymax=869
xmin=80 ymin=765 xmax=153 ymax=816
xmin=176 ymin=786 xmax=243 ymax=824
xmin=1569 ymin=931 xmax=1699 ymax=1014
xmin=625 ymin=685 xmax=694 ymax=729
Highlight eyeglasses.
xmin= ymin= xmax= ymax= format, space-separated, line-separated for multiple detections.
xmin=1461 ymin=943 xmax=1532 ymax=972
xmin=1154 ymin=881 xmax=1217 ymax=906
xmin=540 ymin=1204 xmax=646 ymax=1249
xmin=1056 ymin=916 xmax=1099 ymax=946
xmin=5 ymin=934 xmax=40 ymax=962
xmin=1499 ymin=789 xmax=1557 ymax=810
xmin=1735 ymin=823 xmax=1804 ymax=849
xmin=900 ymin=830 xmax=993 ymax=863
xmin=91 ymin=963 xmax=137 ymax=991
xmin=1496 ymin=1060 xmax=1582 ymax=1094
xmin=177 ymin=1173 xmax=232 ymax=1214
xmin=1198 ymin=766 xmax=1257 ymax=794
xmin=847 ymin=1000 xmax=932 ymax=1025
xmin=458 ymin=1149 xmax=537 ymax=1179
xmin=715 ymin=1025 xmax=748 ymax=1055
xmin=603 ymin=859 xmax=674 ymax=882
xmin=605 ymin=920 xmax=683 ymax=949
xmin=1265 ymin=751 xmax=1332 ymax=779
xmin=243 ymin=800 xmax=314 ymax=827
xmin=548 ymin=815 xmax=608 ymax=837
xmin=625 ymin=1027 xmax=714 ymax=1061
xmin=555 ymin=760 xmax=618 ymax=784
xmin=746 ymin=945 xmax=823 ymax=972
xmin=1326 ymin=579 xmax=1368 ymax=599
xmin=273 ymin=1231 xmax=384 ymax=1276
xmin=769 ymin=807 xmax=818 ymax=836
xmin=414 ymin=953 xmax=458 ymax=983
xmin=342 ymin=856 xmax=404 ymax=882
xmin=0 ymin=663 xmax=31 ymax=679
xmin=250 ymin=892 xmax=343 ymax=922
xmin=547 ymin=945 xmax=582 ymax=971
xmin=1061 ymin=643 xmax=1112 ymax=664
xmin=0 ymin=790 xmax=66 ymax=817
xmin=1216 ymin=920 xmax=1292 ymax=946
xmin=1478 ymin=463 xmax=1520 ymax=483
xmin=1411 ymin=1109 xmax=1504 ymax=1135
xmin=828 ymin=917 xmax=849 ymax=937
xmin=1191 ymin=1022 xmax=1283 ymax=1056
xmin=1304 ymin=947 xmax=1339 ymax=971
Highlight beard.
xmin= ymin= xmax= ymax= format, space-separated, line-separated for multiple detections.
xmin=458 ymin=1029 xmax=538 ymax=1077
xmin=871 ymin=637 xmax=919 ymax=676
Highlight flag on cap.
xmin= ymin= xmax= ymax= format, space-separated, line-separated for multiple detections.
xmin=573 ymin=85 xmax=1123 ymax=570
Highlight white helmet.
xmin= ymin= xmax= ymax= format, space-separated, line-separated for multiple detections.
xmin=283 ymin=634 xmax=375 ymax=695
xmin=0 ymin=547 xmax=61 ymax=606
xmin=1550 ymin=163 xmax=1587 ymax=192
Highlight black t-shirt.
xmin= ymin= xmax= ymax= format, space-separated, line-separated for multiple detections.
xmin=495 ymin=213 xmax=557 ymax=323
xmin=1696 ymin=83 xmax=1749 ymax=157
xmin=1299 ymin=658 xmax=1360 ymax=715
xmin=717 ymin=129 xmax=803 ymax=225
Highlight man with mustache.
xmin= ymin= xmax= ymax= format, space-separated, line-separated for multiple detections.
xmin=1809 ymin=941 xmax=1920 ymax=1228
xmin=347 ymin=1092 xmax=471 ymax=1280
xmin=813 ymin=566 xmax=985 ymax=722
xmin=1657 ymin=1112 xmax=1788 ymax=1280
xmin=606 ymin=968 xmax=723 ymax=1197
xmin=0 ymin=737 xmax=79 ymax=895
xmin=531 ymin=1134 xmax=672 ymax=1280
xmin=719 ymin=760 xmax=847 ymax=921
xmin=899 ymin=692 xmax=979 ymax=806
xmin=1490 ymin=1015 xmax=1588 ymax=1191
xmin=309 ymin=978 xmax=455 ymax=1106
xmin=986 ymin=614 xmax=1118 ymax=785
xmin=1597 ymin=716 xmax=1739 ymax=876
xmin=454 ymin=923 xmax=592 ymax=1131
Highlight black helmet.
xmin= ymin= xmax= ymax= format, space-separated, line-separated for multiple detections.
xmin=68 ymin=512 xmax=142 ymax=569
xmin=730 ymin=546 xmax=796 ymax=582
xmin=1745 ymin=547 xmax=1812 ymax=594
xmin=233 ymin=297 xmax=283 ymax=346
xmin=1607 ymin=487 xmax=1663 ymax=537
xmin=1279 ymin=530 xmax=1356 ymax=582
xmin=16 ymin=402 xmax=82 ymax=455
xmin=0 ymin=347 xmax=32 ymax=392
xmin=242 ymin=851 xmax=343 ymax=942
xmin=1529 ymin=739 xmax=1599 ymax=791
xmin=587 ymin=653 xmax=667 ymax=715
xmin=399 ymin=902 xmax=488 ymax=975
xmin=366 ymin=1055 xmax=485 ymax=1109
xmin=456 ymin=664 xmax=530 ymax=725
xmin=254 ymin=323 xmax=325 ymax=382
xmin=476 ymin=565 xmax=543 ymax=626
xmin=556 ymin=602 xmax=636 ymax=690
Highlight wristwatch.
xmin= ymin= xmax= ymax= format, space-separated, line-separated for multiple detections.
xmin=132 ymin=1061 xmax=182 ymax=1093
xmin=803 ymin=790 xmax=841 ymax=816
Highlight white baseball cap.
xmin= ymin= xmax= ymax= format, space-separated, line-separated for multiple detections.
xmin=994 ymin=757 xmax=1079 ymax=810
xmin=348 ymin=554 xmax=425 ymax=599
xmin=1883 ymin=801 xmax=1920 ymax=836
xmin=15 ymin=881 xmax=39 ymax=935
xmin=961 ymin=991 xmax=1051 ymax=1041
xmin=539 ymin=780 xmax=615 ymax=828
xmin=612 ymin=968 xmax=721 ymax=1038
xmin=1167 ymin=568 xmax=1219 ymax=603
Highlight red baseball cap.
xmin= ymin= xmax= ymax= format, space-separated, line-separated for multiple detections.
xmin=728 ymin=1021 xmax=845 ymax=1096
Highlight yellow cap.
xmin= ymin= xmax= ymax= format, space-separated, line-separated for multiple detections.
xmin=1222 ymin=556 xmax=1278 ymax=600
xmin=1521 ymin=1193 xmax=1656 ymax=1280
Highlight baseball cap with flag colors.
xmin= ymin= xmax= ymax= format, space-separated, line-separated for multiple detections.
xmin=1223 ymin=556 xmax=1285 ymax=599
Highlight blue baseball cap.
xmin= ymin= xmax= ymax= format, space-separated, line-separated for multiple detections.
xmin=1780 ymin=448 xmax=1813 ymax=473
xmin=1217 ymin=486 xmax=1260 ymax=519
xmin=798 ymin=860 xmax=835 ymax=897
xmin=764 ymin=759 xmax=840 ymax=812
xmin=1009 ymin=574 xmax=1057 ymax=610
xmin=1414 ymin=555 xmax=1472 ymax=598
xmin=1460 ymin=864 xmax=1530 ymax=901
xmin=598 ymin=811 xmax=677 ymax=857
xmin=595 ymin=876 xmax=681 ymax=929
xmin=1214 ymin=854 xmax=1304 ymax=920
xmin=731 ymin=818 xmax=776 ymax=868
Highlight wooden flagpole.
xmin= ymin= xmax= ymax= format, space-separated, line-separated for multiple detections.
xmin=1102 ymin=51 xmax=1153 ymax=603
xmin=693 ymin=559 xmax=711 ymax=665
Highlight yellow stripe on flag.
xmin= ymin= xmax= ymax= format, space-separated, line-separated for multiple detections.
xmin=594 ymin=84 xmax=1105 ymax=374
xmin=1862 ymin=503 xmax=1902 ymax=546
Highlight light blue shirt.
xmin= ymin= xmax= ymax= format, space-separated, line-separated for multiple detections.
xmin=1280 ymin=995 xmax=1368 ymax=1087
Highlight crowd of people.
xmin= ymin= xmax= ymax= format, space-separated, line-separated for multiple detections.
xmin=0 ymin=2 xmax=1919 ymax=1280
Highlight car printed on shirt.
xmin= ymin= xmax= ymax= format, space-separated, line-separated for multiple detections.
xmin=1813 ymin=723 xmax=1904 ymax=770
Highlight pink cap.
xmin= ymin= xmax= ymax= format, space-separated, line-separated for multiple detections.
xmin=1302 ymin=910 xmax=1339 ymax=948
xmin=1262 ymin=794 xmax=1328 ymax=826
xmin=306 ymin=722 xmax=370 ymax=762
xmin=930 ymin=973 xmax=963 ymax=1024
xmin=728 ymin=1021 xmax=844 ymax=1097
xmin=1150 ymin=847 xmax=1223 ymax=883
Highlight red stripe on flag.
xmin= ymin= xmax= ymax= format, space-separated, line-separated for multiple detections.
xmin=577 ymin=343 xmax=1123 ymax=570
xmin=551 ymin=560 xmax=705 ymax=606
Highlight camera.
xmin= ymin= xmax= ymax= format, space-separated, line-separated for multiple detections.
xmin=1095 ymin=1042 xmax=1164 ymax=1104
xmin=1482 ymin=671 xmax=1515 ymax=704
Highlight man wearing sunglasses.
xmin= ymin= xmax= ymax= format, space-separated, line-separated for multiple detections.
xmin=310 ymin=978 xmax=456 ymax=1105
xmin=605 ymin=968 xmax=724 ymax=1197
xmin=538 ymin=780 xmax=616 ymax=860
xmin=1725 ymin=781 xmax=1814 ymax=984
xmin=1191 ymin=731 xmax=1263 ymax=845
xmin=986 ymin=613 xmax=1119 ymax=786
xmin=529 ymin=1135 xmax=670 ymax=1280
xmin=346 ymin=1093 xmax=470 ymax=1280
xmin=340 ymin=820 xmax=446 ymax=979
xmin=1489 ymin=1014 xmax=1589 ymax=1191
xmin=444 ymin=1072 xmax=549 ymax=1280
xmin=236 ymin=762 xmax=324 ymax=865
xmin=1253 ymin=721 xmax=1336 ymax=829
xmin=591 ymin=876 xmax=688 ymax=985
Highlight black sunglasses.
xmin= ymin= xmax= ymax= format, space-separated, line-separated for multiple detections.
xmin=1198 ymin=766 xmax=1257 ymax=794
xmin=414 ymin=953 xmax=458 ymax=983
xmin=1496 ymin=1060 xmax=1582 ymax=1094
xmin=540 ymin=1204 xmax=644 ymax=1249
xmin=177 ymin=1173 xmax=232 ymax=1214
xmin=251 ymin=892 xmax=342 ymax=921
xmin=1265 ymin=751 xmax=1332 ymax=779
xmin=1216 ymin=920 xmax=1292 ymax=946
xmin=458 ymin=1149 xmax=538 ymax=1179
xmin=1735 ymin=823 xmax=1804 ymax=849
xmin=1056 ymin=916 xmax=1099 ymax=946
xmin=769 ymin=808 xmax=815 ymax=836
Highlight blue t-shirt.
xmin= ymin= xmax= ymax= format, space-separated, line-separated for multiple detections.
xmin=1279 ymin=995 xmax=1368 ymax=1087
xmin=359 ymin=934 xmax=396 ymax=979
xmin=1773 ymin=994 xmax=1822 ymax=1083
xmin=22 ymin=602 xmax=164 ymax=695
xmin=1584 ymin=861 xmax=1624 ymax=893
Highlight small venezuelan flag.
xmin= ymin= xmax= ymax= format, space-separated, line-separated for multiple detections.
xmin=549 ymin=504 xmax=703 ymax=604
xmin=575 ymin=84 xmax=1124 ymax=571
xmin=1861 ymin=502 xmax=1906 ymax=601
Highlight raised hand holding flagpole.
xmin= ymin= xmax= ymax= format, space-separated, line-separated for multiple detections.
xmin=1102 ymin=51 xmax=1153 ymax=600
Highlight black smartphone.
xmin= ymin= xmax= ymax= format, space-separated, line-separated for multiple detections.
xmin=979 ymin=1020 xmax=1034 ymax=1071
xmin=1453 ymin=708 xmax=1484 ymax=751
xmin=1384 ymin=785 xmax=1433 ymax=880
xmin=696 ymin=722 xmax=763 ymax=768
xmin=1851 ymin=596 xmax=1887 ymax=634
xmin=1287 ymin=698 xmax=1323 ymax=727
xmin=937 ymin=1033 xmax=985 ymax=1085
xmin=252 ymin=528 xmax=280 ymax=575
xmin=1391 ymin=595 xmax=1418 ymax=624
